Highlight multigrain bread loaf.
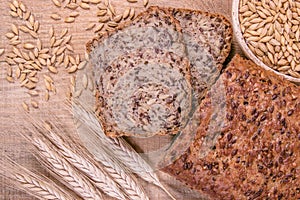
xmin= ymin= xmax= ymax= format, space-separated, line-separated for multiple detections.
xmin=163 ymin=55 xmax=300 ymax=200
xmin=95 ymin=48 xmax=192 ymax=137
xmin=166 ymin=7 xmax=233 ymax=100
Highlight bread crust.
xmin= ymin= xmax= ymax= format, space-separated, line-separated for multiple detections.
xmin=163 ymin=54 xmax=300 ymax=200
xmin=86 ymin=6 xmax=183 ymax=53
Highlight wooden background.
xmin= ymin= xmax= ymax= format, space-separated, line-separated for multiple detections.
xmin=0 ymin=0 xmax=240 ymax=199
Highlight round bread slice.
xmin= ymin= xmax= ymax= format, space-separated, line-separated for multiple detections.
xmin=95 ymin=48 xmax=192 ymax=137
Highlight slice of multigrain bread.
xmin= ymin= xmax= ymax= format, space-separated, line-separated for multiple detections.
xmin=87 ymin=6 xmax=187 ymax=86
xmin=162 ymin=54 xmax=300 ymax=200
xmin=95 ymin=48 xmax=192 ymax=137
xmin=165 ymin=7 xmax=233 ymax=100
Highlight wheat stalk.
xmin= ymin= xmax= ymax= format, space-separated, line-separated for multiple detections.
xmin=31 ymin=120 xmax=128 ymax=200
xmin=0 ymin=156 xmax=77 ymax=200
xmin=26 ymin=134 xmax=103 ymax=200
xmin=77 ymin=125 xmax=150 ymax=200
xmin=41 ymin=114 xmax=149 ymax=200
xmin=72 ymin=101 xmax=176 ymax=200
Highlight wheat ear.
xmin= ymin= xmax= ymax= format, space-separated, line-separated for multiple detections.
xmin=0 ymin=156 xmax=78 ymax=200
xmin=24 ymin=133 xmax=103 ymax=200
xmin=31 ymin=120 xmax=128 ymax=200
xmin=72 ymin=101 xmax=176 ymax=200
xmin=78 ymin=124 xmax=150 ymax=200
xmin=42 ymin=113 xmax=149 ymax=200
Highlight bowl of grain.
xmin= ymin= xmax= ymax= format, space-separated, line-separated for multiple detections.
xmin=232 ymin=0 xmax=300 ymax=84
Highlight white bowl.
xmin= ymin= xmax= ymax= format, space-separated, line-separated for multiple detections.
xmin=232 ymin=0 xmax=300 ymax=84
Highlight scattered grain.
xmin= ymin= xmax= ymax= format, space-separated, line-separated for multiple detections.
xmin=52 ymin=0 xmax=62 ymax=7
xmin=73 ymin=88 xmax=83 ymax=98
xmin=94 ymin=23 xmax=104 ymax=32
xmin=107 ymin=21 xmax=118 ymax=28
xmin=86 ymin=23 xmax=96 ymax=30
xmin=68 ymin=65 xmax=78 ymax=73
xmin=90 ymin=0 xmax=101 ymax=3
xmin=0 ymin=49 xmax=5 ymax=56
xmin=22 ymin=102 xmax=29 ymax=112
xmin=129 ymin=7 xmax=135 ymax=19
xmin=78 ymin=60 xmax=87 ymax=70
xmin=97 ymin=10 xmax=107 ymax=16
xmin=5 ymin=32 xmax=15 ymax=39
xmin=69 ymin=12 xmax=80 ymax=17
xmin=79 ymin=2 xmax=90 ymax=9
xmin=64 ymin=17 xmax=75 ymax=23
xmin=65 ymin=3 xmax=79 ymax=9
xmin=82 ymin=74 xmax=88 ymax=89
xmin=98 ymin=16 xmax=110 ymax=23
xmin=28 ymin=90 xmax=39 ymax=96
xmin=143 ymin=0 xmax=149 ymax=7
xmin=48 ymin=66 xmax=58 ymax=74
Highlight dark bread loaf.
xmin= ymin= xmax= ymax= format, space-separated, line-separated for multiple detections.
xmin=95 ymin=48 xmax=192 ymax=137
xmin=163 ymin=54 xmax=300 ymax=200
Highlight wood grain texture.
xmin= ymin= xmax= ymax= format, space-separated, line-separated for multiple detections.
xmin=0 ymin=0 xmax=240 ymax=199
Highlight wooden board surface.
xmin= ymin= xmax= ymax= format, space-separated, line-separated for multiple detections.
xmin=0 ymin=0 xmax=241 ymax=199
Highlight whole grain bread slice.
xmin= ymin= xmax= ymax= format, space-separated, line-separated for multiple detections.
xmin=87 ymin=6 xmax=187 ymax=87
xmin=95 ymin=48 xmax=192 ymax=137
xmin=162 ymin=54 xmax=300 ymax=200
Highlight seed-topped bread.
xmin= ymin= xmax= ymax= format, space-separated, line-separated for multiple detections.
xmin=95 ymin=48 xmax=192 ymax=137
xmin=165 ymin=7 xmax=233 ymax=101
xmin=162 ymin=55 xmax=300 ymax=200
